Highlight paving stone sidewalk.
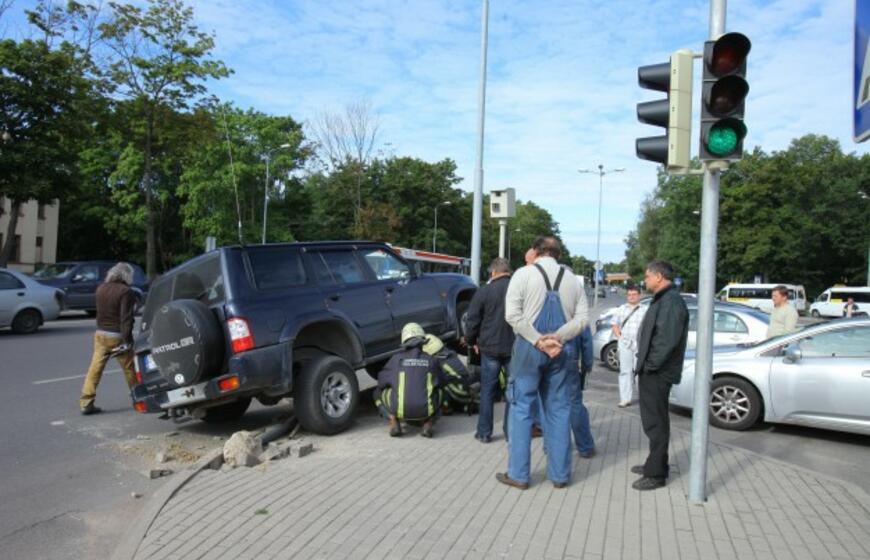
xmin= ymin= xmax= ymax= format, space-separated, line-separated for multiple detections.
xmin=127 ymin=401 xmax=870 ymax=560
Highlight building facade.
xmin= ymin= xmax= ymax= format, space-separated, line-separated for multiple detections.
xmin=0 ymin=197 xmax=59 ymax=273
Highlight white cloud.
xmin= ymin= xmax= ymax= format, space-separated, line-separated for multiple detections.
xmin=5 ymin=0 xmax=863 ymax=262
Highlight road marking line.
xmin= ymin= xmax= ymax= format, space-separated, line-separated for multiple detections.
xmin=33 ymin=368 xmax=122 ymax=385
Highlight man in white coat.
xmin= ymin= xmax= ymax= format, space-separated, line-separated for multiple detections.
xmin=611 ymin=285 xmax=646 ymax=407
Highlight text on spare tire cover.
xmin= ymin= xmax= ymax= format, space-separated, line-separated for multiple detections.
xmin=152 ymin=336 xmax=196 ymax=356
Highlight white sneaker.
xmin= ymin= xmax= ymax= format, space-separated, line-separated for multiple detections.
xmin=618 ymin=401 xmax=631 ymax=408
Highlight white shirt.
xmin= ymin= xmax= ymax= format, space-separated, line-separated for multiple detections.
xmin=504 ymin=257 xmax=589 ymax=344
xmin=614 ymin=303 xmax=647 ymax=350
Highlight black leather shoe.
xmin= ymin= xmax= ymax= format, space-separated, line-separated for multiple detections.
xmin=81 ymin=404 xmax=102 ymax=416
xmin=474 ymin=434 xmax=493 ymax=443
xmin=632 ymin=476 xmax=666 ymax=491
xmin=630 ymin=465 xmax=645 ymax=475
xmin=552 ymin=481 xmax=568 ymax=489
xmin=578 ymin=449 xmax=596 ymax=459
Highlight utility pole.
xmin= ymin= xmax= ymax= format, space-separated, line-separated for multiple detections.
xmin=688 ymin=0 xmax=727 ymax=504
xmin=469 ymin=0 xmax=489 ymax=285
xmin=579 ymin=165 xmax=624 ymax=308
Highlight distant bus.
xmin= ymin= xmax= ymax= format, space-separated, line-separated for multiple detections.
xmin=391 ymin=246 xmax=470 ymax=275
xmin=809 ymin=286 xmax=870 ymax=318
xmin=716 ymin=283 xmax=807 ymax=314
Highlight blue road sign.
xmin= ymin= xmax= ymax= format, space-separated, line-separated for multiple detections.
xmin=855 ymin=0 xmax=870 ymax=142
xmin=674 ymin=276 xmax=683 ymax=287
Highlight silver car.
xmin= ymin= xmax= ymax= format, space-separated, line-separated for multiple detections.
xmin=0 ymin=268 xmax=63 ymax=334
xmin=593 ymin=303 xmax=770 ymax=371
xmin=670 ymin=318 xmax=870 ymax=435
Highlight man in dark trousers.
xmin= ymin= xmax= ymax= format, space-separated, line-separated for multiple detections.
xmin=632 ymin=260 xmax=688 ymax=491
xmin=465 ymin=257 xmax=514 ymax=443
xmin=375 ymin=323 xmax=450 ymax=438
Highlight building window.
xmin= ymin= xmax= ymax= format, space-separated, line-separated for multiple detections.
xmin=36 ymin=236 xmax=43 ymax=248
xmin=38 ymin=204 xmax=46 ymax=220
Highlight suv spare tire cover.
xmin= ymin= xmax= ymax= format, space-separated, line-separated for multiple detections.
xmin=150 ymin=299 xmax=224 ymax=387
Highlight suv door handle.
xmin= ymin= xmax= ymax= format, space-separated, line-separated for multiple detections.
xmin=17 ymin=292 xmax=24 ymax=296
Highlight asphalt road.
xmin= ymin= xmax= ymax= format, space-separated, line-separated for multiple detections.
xmin=0 ymin=314 xmax=290 ymax=559
xmin=1 ymin=297 xmax=868 ymax=558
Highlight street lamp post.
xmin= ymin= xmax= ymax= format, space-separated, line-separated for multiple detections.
xmin=433 ymin=201 xmax=452 ymax=253
xmin=578 ymin=164 xmax=625 ymax=309
xmin=262 ymin=143 xmax=291 ymax=244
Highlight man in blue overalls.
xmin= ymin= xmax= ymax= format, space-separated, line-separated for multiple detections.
xmin=497 ymin=236 xmax=589 ymax=489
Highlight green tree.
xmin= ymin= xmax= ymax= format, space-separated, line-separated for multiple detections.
xmin=0 ymin=38 xmax=95 ymax=266
xmin=98 ymin=0 xmax=230 ymax=276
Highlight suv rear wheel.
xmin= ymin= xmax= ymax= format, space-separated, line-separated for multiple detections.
xmin=295 ymin=354 xmax=359 ymax=435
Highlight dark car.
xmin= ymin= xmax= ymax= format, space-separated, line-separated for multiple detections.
xmin=131 ymin=241 xmax=477 ymax=435
xmin=33 ymin=261 xmax=149 ymax=315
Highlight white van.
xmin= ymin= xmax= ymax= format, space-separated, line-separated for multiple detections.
xmin=809 ymin=286 xmax=870 ymax=318
xmin=716 ymin=283 xmax=807 ymax=314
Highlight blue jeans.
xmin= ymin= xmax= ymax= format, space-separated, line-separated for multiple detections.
xmin=477 ymin=354 xmax=510 ymax=439
xmin=568 ymin=369 xmax=595 ymax=454
xmin=507 ymin=337 xmax=574 ymax=485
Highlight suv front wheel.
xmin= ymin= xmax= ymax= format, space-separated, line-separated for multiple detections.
xmin=295 ymin=354 xmax=359 ymax=435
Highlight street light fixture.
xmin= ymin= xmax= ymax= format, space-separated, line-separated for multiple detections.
xmin=578 ymin=164 xmax=625 ymax=308
xmin=262 ymin=143 xmax=292 ymax=244
xmin=433 ymin=201 xmax=452 ymax=253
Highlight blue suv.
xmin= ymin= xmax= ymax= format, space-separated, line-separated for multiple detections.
xmin=131 ymin=241 xmax=476 ymax=434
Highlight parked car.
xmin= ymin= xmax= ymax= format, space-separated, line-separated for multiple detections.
xmin=131 ymin=241 xmax=477 ymax=435
xmin=594 ymin=302 xmax=769 ymax=371
xmin=595 ymin=293 xmax=697 ymax=332
xmin=809 ymin=286 xmax=870 ymax=318
xmin=0 ymin=268 xmax=64 ymax=334
xmin=670 ymin=318 xmax=870 ymax=435
xmin=33 ymin=261 xmax=149 ymax=315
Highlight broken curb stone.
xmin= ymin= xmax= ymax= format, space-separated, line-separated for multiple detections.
xmin=223 ymin=430 xmax=262 ymax=468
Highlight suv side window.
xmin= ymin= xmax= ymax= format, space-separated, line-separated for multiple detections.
xmin=247 ymin=247 xmax=306 ymax=290
xmin=76 ymin=265 xmax=100 ymax=282
xmin=312 ymin=250 xmax=366 ymax=285
xmin=0 ymin=271 xmax=24 ymax=290
xmin=361 ymin=248 xmax=410 ymax=280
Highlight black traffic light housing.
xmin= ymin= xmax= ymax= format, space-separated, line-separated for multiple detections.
xmin=699 ymin=32 xmax=751 ymax=161
xmin=636 ymin=50 xmax=693 ymax=172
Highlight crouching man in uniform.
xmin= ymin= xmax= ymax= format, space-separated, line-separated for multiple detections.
xmin=375 ymin=323 xmax=451 ymax=438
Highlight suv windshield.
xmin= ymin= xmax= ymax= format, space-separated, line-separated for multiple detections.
xmin=33 ymin=264 xmax=75 ymax=278
xmin=142 ymin=255 xmax=224 ymax=330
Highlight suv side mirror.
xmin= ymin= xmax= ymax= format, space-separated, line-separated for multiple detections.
xmin=783 ymin=344 xmax=802 ymax=363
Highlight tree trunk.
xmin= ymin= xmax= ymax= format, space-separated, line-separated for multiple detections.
xmin=0 ymin=200 xmax=21 ymax=267
xmin=144 ymin=116 xmax=157 ymax=279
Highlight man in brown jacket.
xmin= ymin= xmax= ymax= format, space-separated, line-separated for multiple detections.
xmin=79 ymin=262 xmax=138 ymax=414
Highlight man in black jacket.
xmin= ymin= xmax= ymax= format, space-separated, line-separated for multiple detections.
xmin=465 ymin=257 xmax=514 ymax=443
xmin=631 ymin=260 xmax=688 ymax=491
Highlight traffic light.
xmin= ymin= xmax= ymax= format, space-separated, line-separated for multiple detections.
xmin=699 ymin=32 xmax=751 ymax=161
xmin=636 ymin=49 xmax=693 ymax=172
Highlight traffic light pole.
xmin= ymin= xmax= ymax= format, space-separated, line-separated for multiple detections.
xmin=689 ymin=0 xmax=727 ymax=505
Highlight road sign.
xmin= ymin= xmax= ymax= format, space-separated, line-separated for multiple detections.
xmin=856 ymin=0 xmax=870 ymax=142
xmin=674 ymin=276 xmax=683 ymax=287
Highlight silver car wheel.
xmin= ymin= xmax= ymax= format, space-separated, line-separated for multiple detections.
xmin=710 ymin=385 xmax=750 ymax=424
xmin=320 ymin=371 xmax=352 ymax=418
xmin=605 ymin=344 xmax=620 ymax=371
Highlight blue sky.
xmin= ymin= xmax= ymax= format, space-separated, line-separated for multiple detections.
xmin=4 ymin=1 xmax=865 ymax=262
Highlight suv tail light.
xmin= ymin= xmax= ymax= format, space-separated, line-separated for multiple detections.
xmin=227 ymin=317 xmax=254 ymax=353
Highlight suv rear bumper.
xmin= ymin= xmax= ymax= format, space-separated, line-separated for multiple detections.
xmin=132 ymin=343 xmax=291 ymax=413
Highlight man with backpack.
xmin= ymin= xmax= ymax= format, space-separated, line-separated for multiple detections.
xmin=375 ymin=323 xmax=452 ymax=438
xmin=497 ymin=236 xmax=588 ymax=490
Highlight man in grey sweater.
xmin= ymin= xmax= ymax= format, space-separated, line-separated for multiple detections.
xmin=496 ymin=236 xmax=588 ymax=490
